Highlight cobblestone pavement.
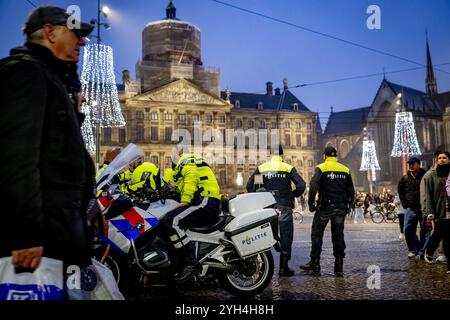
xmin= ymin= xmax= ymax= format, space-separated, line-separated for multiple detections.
xmin=133 ymin=214 xmax=450 ymax=300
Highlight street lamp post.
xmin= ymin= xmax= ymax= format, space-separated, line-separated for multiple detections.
xmin=91 ymin=0 xmax=111 ymax=168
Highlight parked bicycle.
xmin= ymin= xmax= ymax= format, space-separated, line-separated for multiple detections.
xmin=293 ymin=208 xmax=304 ymax=224
xmin=367 ymin=202 xmax=398 ymax=223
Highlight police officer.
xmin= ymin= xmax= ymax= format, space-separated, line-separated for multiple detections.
xmin=160 ymin=146 xmax=221 ymax=283
xmin=247 ymin=145 xmax=306 ymax=276
xmin=96 ymin=147 xmax=121 ymax=180
xmin=128 ymin=161 xmax=161 ymax=193
xmin=300 ymin=146 xmax=355 ymax=277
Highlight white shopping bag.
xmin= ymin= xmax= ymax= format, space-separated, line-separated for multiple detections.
xmin=88 ymin=258 xmax=124 ymax=300
xmin=0 ymin=257 xmax=64 ymax=300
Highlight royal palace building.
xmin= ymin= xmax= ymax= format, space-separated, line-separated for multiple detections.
xmin=98 ymin=2 xmax=320 ymax=193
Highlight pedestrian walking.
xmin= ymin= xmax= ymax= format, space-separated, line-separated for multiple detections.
xmin=0 ymin=5 xmax=95 ymax=297
xmin=421 ymin=150 xmax=447 ymax=263
xmin=299 ymin=146 xmax=355 ymax=277
xmin=424 ymin=151 xmax=450 ymax=273
xmin=247 ymin=145 xmax=306 ymax=277
xmin=394 ymin=194 xmax=405 ymax=239
xmin=398 ymin=156 xmax=428 ymax=259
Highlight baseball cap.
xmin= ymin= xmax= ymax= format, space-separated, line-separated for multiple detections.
xmin=406 ymin=156 xmax=420 ymax=164
xmin=323 ymin=146 xmax=337 ymax=157
xmin=23 ymin=6 xmax=94 ymax=37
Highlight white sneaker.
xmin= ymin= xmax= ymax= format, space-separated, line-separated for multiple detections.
xmin=399 ymin=233 xmax=405 ymax=239
xmin=436 ymin=255 xmax=447 ymax=263
xmin=407 ymin=252 xmax=416 ymax=258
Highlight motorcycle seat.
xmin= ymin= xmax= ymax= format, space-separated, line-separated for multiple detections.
xmin=189 ymin=215 xmax=227 ymax=234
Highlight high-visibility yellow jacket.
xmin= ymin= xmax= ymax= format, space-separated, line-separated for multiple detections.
xmin=174 ymin=154 xmax=221 ymax=204
xmin=96 ymin=163 xmax=108 ymax=180
xmin=128 ymin=162 xmax=160 ymax=192
xmin=247 ymin=155 xmax=305 ymax=208
xmin=162 ymin=167 xmax=175 ymax=185
xmin=308 ymin=157 xmax=355 ymax=210
xmin=96 ymin=165 xmax=132 ymax=196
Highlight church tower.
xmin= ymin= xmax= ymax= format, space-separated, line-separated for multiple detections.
xmin=426 ymin=35 xmax=438 ymax=97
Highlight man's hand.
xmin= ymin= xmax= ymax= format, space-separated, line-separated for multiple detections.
xmin=12 ymin=246 xmax=44 ymax=270
xmin=167 ymin=181 xmax=175 ymax=190
xmin=309 ymin=204 xmax=317 ymax=213
xmin=177 ymin=202 xmax=189 ymax=208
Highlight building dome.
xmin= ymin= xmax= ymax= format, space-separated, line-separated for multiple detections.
xmin=142 ymin=17 xmax=202 ymax=65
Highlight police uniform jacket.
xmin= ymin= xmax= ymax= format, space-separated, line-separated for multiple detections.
xmin=308 ymin=157 xmax=355 ymax=212
xmin=246 ymin=155 xmax=305 ymax=208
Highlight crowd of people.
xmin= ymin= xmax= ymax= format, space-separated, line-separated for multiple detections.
xmin=397 ymin=153 xmax=450 ymax=274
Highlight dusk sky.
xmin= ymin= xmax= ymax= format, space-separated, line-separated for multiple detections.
xmin=1 ymin=0 xmax=450 ymax=129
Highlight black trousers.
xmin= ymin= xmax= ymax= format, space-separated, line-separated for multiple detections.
xmin=159 ymin=197 xmax=220 ymax=251
xmin=426 ymin=219 xmax=450 ymax=264
xmin=310 ymin=210 xmax=346 ymax=259
xmin=275 ymin=204 xmax=293 ymax=259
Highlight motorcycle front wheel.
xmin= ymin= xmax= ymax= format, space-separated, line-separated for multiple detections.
xmin=218 ymin=250 xmax=274 ymax=297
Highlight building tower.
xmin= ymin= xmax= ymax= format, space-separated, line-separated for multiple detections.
xmin=136 ymin=0 xmax=220 ymax=96
xmin=426 ymin=35 xmax=438 ymax=97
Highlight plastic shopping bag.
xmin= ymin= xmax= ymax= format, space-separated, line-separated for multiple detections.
xmin=67 ymin=258 xmax=124 ymax=300
xmin=0 ymin=257 xmax=64 ymax=300
xmin=89 ymin=258 xmax=124 ymax=300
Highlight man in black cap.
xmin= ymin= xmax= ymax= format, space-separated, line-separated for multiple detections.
xmin=398 ymin=156 xmax=427 ymax=259
xmin=300 ymin=146 xmax=355 ymax=276
xmin=0 ymin=5 xmax=95 ymax=294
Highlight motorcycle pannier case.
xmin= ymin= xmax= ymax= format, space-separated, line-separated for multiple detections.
xmin=224 ymin=209 xmax=278 ymax=258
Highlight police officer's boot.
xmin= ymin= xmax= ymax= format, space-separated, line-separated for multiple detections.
xmin=174 ymin=243 xmax=199 ymax=284
xmin=278 ymin=254 xmax=294 ymax=277
xmin=299 ymin=258 xmax=320 ymax=275
xmin=334 ymin=258 xmax=344 ymax=277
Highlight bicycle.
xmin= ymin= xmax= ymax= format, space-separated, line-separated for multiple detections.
xmin=368 ymin=204 xmax=385 ymax=223
xmin=293 ymin=208 xmax=304 ymax=224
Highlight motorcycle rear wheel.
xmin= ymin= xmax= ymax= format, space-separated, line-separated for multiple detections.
xmin=218 ymin=250 xmax=274 ymax=297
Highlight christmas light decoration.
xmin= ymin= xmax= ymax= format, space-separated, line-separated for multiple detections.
xmin=390 ymin=112 xmax=421 ymax=157
xmin=80 ymin=43 xmax=125 ymax=155
xmin=360 ymin=139 xmax=381 ymax=171
xmin=80 ymin=103 xmax=96 ymax=155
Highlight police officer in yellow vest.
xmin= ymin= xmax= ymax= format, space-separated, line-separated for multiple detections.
xmin=128 ymin=161 xmax=161 ymax=193
xmin=300 ymin=146 xmax=355 ymax=277
xmin=96 ymin=147 xmax=121 ymax=180
xmin=162 ymin=163 xmax=176 ymax=185
xmin=247 ymin=145 xmax=306 ymax=277
xmin=160 ymin=146 xmax=221 ymax=283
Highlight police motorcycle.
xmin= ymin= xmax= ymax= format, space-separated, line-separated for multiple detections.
xmin=94 ymin=144 xmax=279 ymax=297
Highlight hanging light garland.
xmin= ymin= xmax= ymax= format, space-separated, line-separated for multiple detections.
xmin=390 ymin=111 xmax=421 ymax=157
xmin=80 ymin=43 xmax=126 ymax=155
xmin=360 ymin=139 xmax=381 ymax=171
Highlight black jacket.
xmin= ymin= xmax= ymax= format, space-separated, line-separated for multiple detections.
xmin=246 ymin=155 xmax=305 ymax=208
xmin=309 ymin=157 xmax=355 ymax=212
xmin=397 ymin=168 xmax=426 ymax=211
xmin=0 ymin=42 xmax=95 ymax=266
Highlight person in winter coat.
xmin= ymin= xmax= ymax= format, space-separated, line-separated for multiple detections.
xmin=424 ymin=151 xmax=450 ymax=273
xmin=398 ymin=156 xmax=428 ymax=259
xmin=0 ymin=6 xmax=95 ymax=272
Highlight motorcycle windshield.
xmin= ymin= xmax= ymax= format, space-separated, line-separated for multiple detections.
xmin=96 ymin=143 xmax=144 ymax=191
